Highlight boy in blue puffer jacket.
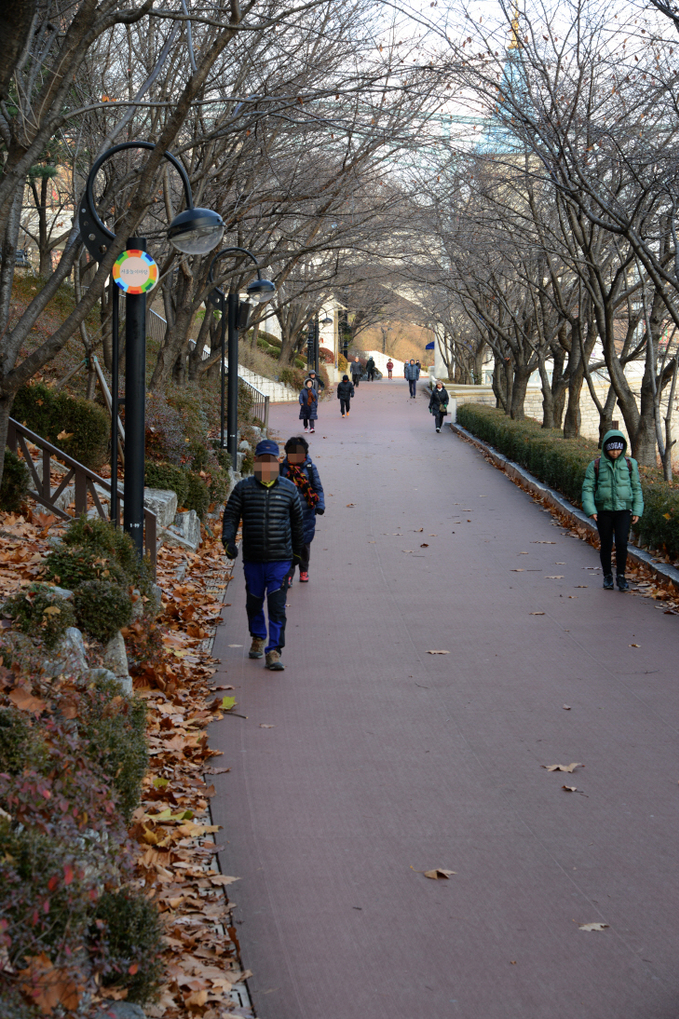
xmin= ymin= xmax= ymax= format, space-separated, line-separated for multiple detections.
xmin=581 ymin=429 xmax=643 ymax=591
xmin=280 ymin=435 xmax=325 ymax=585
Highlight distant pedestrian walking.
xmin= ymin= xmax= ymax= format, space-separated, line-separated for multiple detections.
xmin=350 ymin=356 xmax=363 ymax=388
xmin=337 ymin=374 xmax=355 ymax=417
xmin=299 ymin=379 xmax=318 ymax=433
xmin=404 ymin=359 xmax=420 ymax=399
xmin=222 ymin=439 xmax=304 ymax=671
xmin=280 ymin=435 xmax=325 ymax=585
xmin=581 ymin=429 xmax=643 ymax=592
xmin=428 ymin=380 xmax=449 ymax=432
xmin=386 ymin=359 xmax=394 ymax=379
xmin=366 ymin=356 xmax=376 ymax=381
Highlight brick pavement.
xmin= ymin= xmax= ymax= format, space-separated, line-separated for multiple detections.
xmin=210 ymin=379 xmax=679 ymax=1019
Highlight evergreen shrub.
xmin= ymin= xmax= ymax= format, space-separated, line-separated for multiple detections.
xmin=456 ymin=404 xmax=679 ymax=561
xmin=0 ymin=707 xmax=47 ymax=774
xmin=0 ymin=450 xmax=30 ymax=512
xmin=44 ymin=544 xmax=128 ymax=589
xmin=73 ymin=580 xmax=132 ymax=643
xmin=13 ymin=383 xmax=109 ymax=469
xmin=93 ymin=889 xmax=164 ymax=1003
xmin=3 ymin=583 xmax=76 ymax=650
xmin=145 ymin=461 xmax=189 ymax=506
xmin=59 ymin=516 xmax=153 ymax=598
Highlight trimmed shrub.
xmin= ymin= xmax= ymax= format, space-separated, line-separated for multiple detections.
xmin=184 ymin=471 xmax=210 ymax=519
xmin=209 ymin=466 xmax=230 ymax=505
xmin=457 ymin=404 xmax=679 ymax=561
xmin=0 ymin=449 xmax=30 ymax=512
xmin=3 ymin=583 xmax=76 ymax=650
xmin=145 ymin=461 xmax=189 ymax=506
xmin=79 ymin=673 xmax=147 ymax=820
xmin=319 ymin=346 xmax=334 ymax=364
xmin=13 ymin=382 xmax=109 ymax=469
xmin=279 ymin=366 xmax=306 ymax=390
xmin=210 ymin=443 xmax=232 ymax=472
xmin=73 ymin=580 xmax=132 ymax=643
xmin=93 ymin=889 xmax=164 ymax=1003
xmin=43 ymin=544 xmax=128 ymax=589
xmin=0 ymin=707 xmax=47 ymax=775
xmin=337 ymin=352 xmax=348 ymax=372
xmin=59 ymin=516 xmax=153 ymax=599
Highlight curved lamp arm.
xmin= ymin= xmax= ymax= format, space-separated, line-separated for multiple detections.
xmin=208 ymin=245 xmax=264 ymax=286
xmin=79 ymin=141 xmax=194 ymax=261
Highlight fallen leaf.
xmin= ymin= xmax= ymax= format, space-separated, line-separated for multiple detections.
xmin=542 ymin=763 xmax=583 ymax=773
xmin=511 ymin=569 xmax=525 ymax=572
xmin=259 ymin=724 xmax=275 ymax=728
xmin=545 ymin=575 xmax=564 ymax=579
xmin=56 ymin=430 xmax=74 ymax=441
xmin=532 ymin=540 xmax=556 ymax=543
xmin=529 ymin=611 xmax=545 ymax=615
xmin=562 ymin=785 xmax=577 ymax=792
xmin=563 ymin=704 xmax=571 ymax=710
xmin=423 ymin=868 xmax=456 ymax=879
xmin=227 ymin=644 xmax=242 ymax=648
xmin=629 ymin=643 xmax=640 ymax=648
xmin=221 ymin=696 xmax=236 ymax=710
xmin=209 ymin=875 xmax=241 ymax=886
xmin=426 ymin=650 xmax=450 ymax=655
xmin=420 ymin=543 xmax=429 ymax=548
xmin=578 ymin=922 xmax=609 ymax=932
xmin=9 ymin=688 xmax=46 ymax=714
xmin=346 ymin=503 xmax=355 ymax=507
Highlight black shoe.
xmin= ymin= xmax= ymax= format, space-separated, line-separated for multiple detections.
xmin=603 ymin=574 xmax=614 ymax=590
xmin=617 ymin=575 xmax=629 ymax=592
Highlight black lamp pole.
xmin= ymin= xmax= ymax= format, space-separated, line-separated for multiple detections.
xmin=79 ymin=141 xmax=224 ymax=556
xmin=207 ymin=246 xmax=276 ymax=465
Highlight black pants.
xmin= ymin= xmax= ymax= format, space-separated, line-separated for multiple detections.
xmin=301 ymin=413 xmax=314 ymax=430
xmin=597 ymin=510 xmax=631 ymax=576
xmin=367 ymin=369 xmax=375 ymax=380
xmin=351 ymin=374 xmax=360 ymax=388
xmin=408 ymin=378 xmax=417 ymax=398
xmin=340 ymin=398 xmax=351 ymax=414
xmin=287 ymin=542 xmax=311 ymax=581
xmin=434 ymin=411 xmax=445 ymax=430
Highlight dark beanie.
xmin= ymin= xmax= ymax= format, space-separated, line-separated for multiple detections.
xmin=604 ymin=438 xmax=624 ymax=452
xmin=342 ymin=374 xmax=349 ymax=381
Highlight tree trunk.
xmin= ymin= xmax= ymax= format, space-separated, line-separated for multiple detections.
xmin=510 ymin=364 xmax=531 ymax=420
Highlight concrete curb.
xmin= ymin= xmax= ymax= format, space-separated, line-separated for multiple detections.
xmin=450 ymin=421 xmax=679 ymax=590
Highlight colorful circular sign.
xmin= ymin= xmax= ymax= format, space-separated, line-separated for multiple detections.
xmin=112 ymin=250 xmax=158 ymax=294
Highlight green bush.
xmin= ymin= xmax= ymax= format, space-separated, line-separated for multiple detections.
xmin=279 ymin=366 xmax=306 ymax=390
xmin=43 ymin=544 xmax=128 ymax=589
xmin=0 ymin=707 xmax=47 ymax=774
xmin=59 ymin=516 xmax=153 ymax=599
xmin=79 ymin=673 xmax=147 ymax=820
xmin=184 ymin=471 xmax=210 ymax=519
xmin=93 ymin=889 xmax=164 ymax=1003
xmin=13 ymin=382 xmax=110 ymax=469
xmin=209 ymin=466 xmax=231 ymax=505
xmin=3 ymin=583 xmax=76 ymax=650
xmin=457 ymin=403 xmax=679 ymax=560
xmin=145 ymin=460 xmax=189 ymax=506
xmin=210 ymin=442 xmax=232 ymax=472
xmin=0 ymin=449 xmax=30 ymax=512
xmin=74 ymin=580 xmax=132 ymax=643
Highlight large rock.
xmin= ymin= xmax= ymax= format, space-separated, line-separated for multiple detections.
xmin=162 ymin=509 xmax=202 ymax=551
xmin=43 ymin=626 xmax=88 ymax=677
xmin=102 ymin=631 xmax=132 ymax=694
xmin=82 ymin=667 xmax=125 ymax=690
xmin=144 ymin=487 xmax=178 ymax=529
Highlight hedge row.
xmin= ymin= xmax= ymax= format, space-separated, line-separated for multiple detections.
xmin=13 ymin=382 xmax=110 ymax=469
xmin=456 ymin=404 xmax=679 ymax=561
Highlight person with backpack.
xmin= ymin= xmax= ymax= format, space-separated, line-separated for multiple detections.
xmin=298 ymin=379 xmax=318 ymax=433
xmin=581 ymin=430 xmax=644 ymax=591
xmin=428 ymin=380 xmax=449 ymax=432
xmin=280 ymin=435 xmax=325 ymax=585
xmin=337 ymin=374 xmax=355 ymax=417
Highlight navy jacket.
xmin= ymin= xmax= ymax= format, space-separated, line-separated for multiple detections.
xmin=280 ymin=457 xmax=325 ymax=543
xmin=222 ymin=475 xmax=304 ymax=562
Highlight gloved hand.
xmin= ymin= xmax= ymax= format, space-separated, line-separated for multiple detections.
xmin=224 ymin=543 xmax=238 ymax=560
xmin=315 ymin=507 xmax=325 ymax=516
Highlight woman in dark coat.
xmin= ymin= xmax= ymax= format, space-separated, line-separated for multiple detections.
xmin=280 ymin=435 xmax=325 ymax=584
xmin=336 ymin=374 xmax=355 ymax=417
xmin=428 ymin=380 xmax=449 ymax=432
xmin=299 ymin=379 xmax=319 ymax=433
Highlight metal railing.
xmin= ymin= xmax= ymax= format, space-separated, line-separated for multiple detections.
xmin=7 ymin=418 xmax=157 ymax=575
xmin=240 ymin=377 xmax=270 ymax=430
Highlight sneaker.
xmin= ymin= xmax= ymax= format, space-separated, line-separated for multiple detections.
xmin=299 ymin=571 xmax=309 ymax=582
xmin=346 ymin=411 xmax=350 ymax=417
xmin=265 ymin=650 xmax=284 ymax=671
xmin=616 ymin=575 xmax=629 ymax=592
xmin=310 ymin=427 xmax=315 ymax=433
xmin=603 ymin=574 xmax=614 ymax=590
xmin=249 ymin=637 xmax=265 ymax=658
xmin=436 ymin=427 xmax=440 ymax=433
xmin=286 ymin=574 xmax=293 ymax=588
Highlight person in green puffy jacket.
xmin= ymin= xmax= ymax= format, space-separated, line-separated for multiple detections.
xmin=581 ymin=429 xmax=643 ymax=592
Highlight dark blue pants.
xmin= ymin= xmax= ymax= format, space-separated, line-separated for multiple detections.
xmin=408 ymin=378 xmax=417 ymax=397
xmin=243 ymin=560 xmax=292 ymax=654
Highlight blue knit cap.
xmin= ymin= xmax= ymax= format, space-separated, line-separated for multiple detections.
xmin=255 ymin=439 xmax=279 ymax=457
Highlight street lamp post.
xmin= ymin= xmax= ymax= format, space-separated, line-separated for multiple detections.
xmin=208 ymin=247 xmax=275 ymax=464
xmin=79 ymin=141 xmax=224 ymax=556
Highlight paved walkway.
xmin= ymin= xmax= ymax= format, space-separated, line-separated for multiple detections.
xmin=210 ymin=379 xmax=679 ymax=1019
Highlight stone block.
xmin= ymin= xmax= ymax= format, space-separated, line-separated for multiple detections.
xmin=82 ymin=667 xmax=126 ymax=691
xmin=43 ymin=626 xmax=88 ymax=678
xmin=92 ymin=1003 xmax=147 ymax=1019
xmin=164 ymin=509 xmax=202 ymax=551
xmin=103 ymin=631 xmax=132 ymax=693
xmin=144 ymin=488 xmax=178 ymax=529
